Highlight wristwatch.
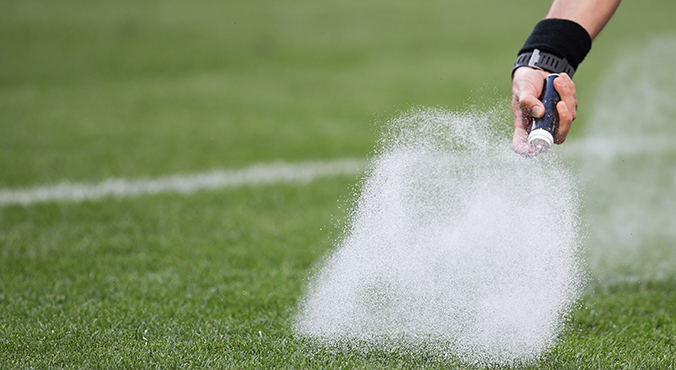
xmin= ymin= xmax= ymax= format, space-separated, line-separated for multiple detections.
xmin=512 ymin=49 xmax=576 ymax=78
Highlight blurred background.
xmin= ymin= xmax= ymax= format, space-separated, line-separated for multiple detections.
xmin=1 ymin=0 xmax=671 ymax=188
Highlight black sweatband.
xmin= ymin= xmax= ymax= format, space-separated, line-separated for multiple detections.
xmin=516 ymin=19 xmax=592 ymax=75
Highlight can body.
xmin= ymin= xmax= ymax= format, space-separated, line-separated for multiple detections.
xmin=528 ymin=73 xmax=561 ymax=152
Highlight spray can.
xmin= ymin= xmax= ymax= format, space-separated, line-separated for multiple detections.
xmin=528 ymin=73 xmax=561 ymax=153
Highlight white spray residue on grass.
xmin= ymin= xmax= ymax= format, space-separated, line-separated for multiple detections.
xmin=295 ymin=107 xmax=584 ymax=365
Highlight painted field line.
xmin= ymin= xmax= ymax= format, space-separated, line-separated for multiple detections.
xmin=0 ymin=158 xmax=367 ymax=207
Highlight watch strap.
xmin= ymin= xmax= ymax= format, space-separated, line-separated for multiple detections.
xmin=512 ymin=49 xmax=576 ymax=78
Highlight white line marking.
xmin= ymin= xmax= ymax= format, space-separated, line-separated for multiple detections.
xmin=0 ymin=158 xmax=367 ymax=206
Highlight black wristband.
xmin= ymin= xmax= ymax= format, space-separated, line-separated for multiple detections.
xmin=515 ymin=19 xmax=592 ymax=77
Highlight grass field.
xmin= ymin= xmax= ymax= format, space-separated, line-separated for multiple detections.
xmin=2 ymin=0 xmax=676 ymax=368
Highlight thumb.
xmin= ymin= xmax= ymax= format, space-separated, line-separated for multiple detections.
xmin=519 ymin=94 xmax=545 ymax=118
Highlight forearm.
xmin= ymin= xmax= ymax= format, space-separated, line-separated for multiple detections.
xmin=546 ymin=0 xmax=621 ymax=39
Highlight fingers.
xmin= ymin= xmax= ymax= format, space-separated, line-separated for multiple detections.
xmin=511 ymin=67 xmax=548 ymax=156
xmin=519 ymin=95 xmax=544 ymax=119
xmin=554 ymin=101 xmax=573 ymax=144
xmin=512 ymin=67 xmax=547 ymax=119
xmin=553 ymin=73 xmax=577 ymax=144
xmin=512 ymin=116 xmax=539 ymax=157
xmin=511 ymin=69 xmax=579 ymax=154
xmin=512 ymin=96 xmax=539 ymax=157
xmin=511 ymin=99 xmax=533 ymax=156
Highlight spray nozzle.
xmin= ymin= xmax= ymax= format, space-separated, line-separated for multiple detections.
xmin=528 ymin=129 xmax=554 ymax=153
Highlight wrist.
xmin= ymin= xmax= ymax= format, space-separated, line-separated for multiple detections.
xmin=513 ymin=19 xmax=592 ymax=79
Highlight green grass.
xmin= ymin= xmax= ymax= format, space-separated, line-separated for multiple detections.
xmin=2 ymin=180 xmax=676 ymax=368
xmin=0 ymin=179 xmax=349 ymax=368
xmin=2 ymin=0 xmax=676 ymax=368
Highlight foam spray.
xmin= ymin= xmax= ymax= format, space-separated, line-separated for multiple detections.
xmin=294 ymin=107 xmax=584 ymax=365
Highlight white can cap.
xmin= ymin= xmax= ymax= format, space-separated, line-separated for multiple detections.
xmin=528 ymin=128 xmax=554 ymax=153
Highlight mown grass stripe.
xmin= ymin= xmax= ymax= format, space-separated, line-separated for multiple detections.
xmin=0 ymin=158 xmax=366 ymax=206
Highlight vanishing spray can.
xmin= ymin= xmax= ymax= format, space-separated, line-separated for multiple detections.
xmin=528 ymin=73 xmax=561 ymax=153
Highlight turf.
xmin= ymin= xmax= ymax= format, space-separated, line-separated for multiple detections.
xmin=2 ymin=180 xmax=676 ymax=368
xmin=2 ymin=0 xmax=676 ymax=368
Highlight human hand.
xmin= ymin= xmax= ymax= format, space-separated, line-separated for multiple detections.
xmin=511 ymin=68 xmax=577 ymax=156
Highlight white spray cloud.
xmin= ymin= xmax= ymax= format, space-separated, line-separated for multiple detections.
xmin=295 ymin=107 xmax=584 ymax=365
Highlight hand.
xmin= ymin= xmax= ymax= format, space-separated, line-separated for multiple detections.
xmin=511 ymin=67 xmax=577 ymax=156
